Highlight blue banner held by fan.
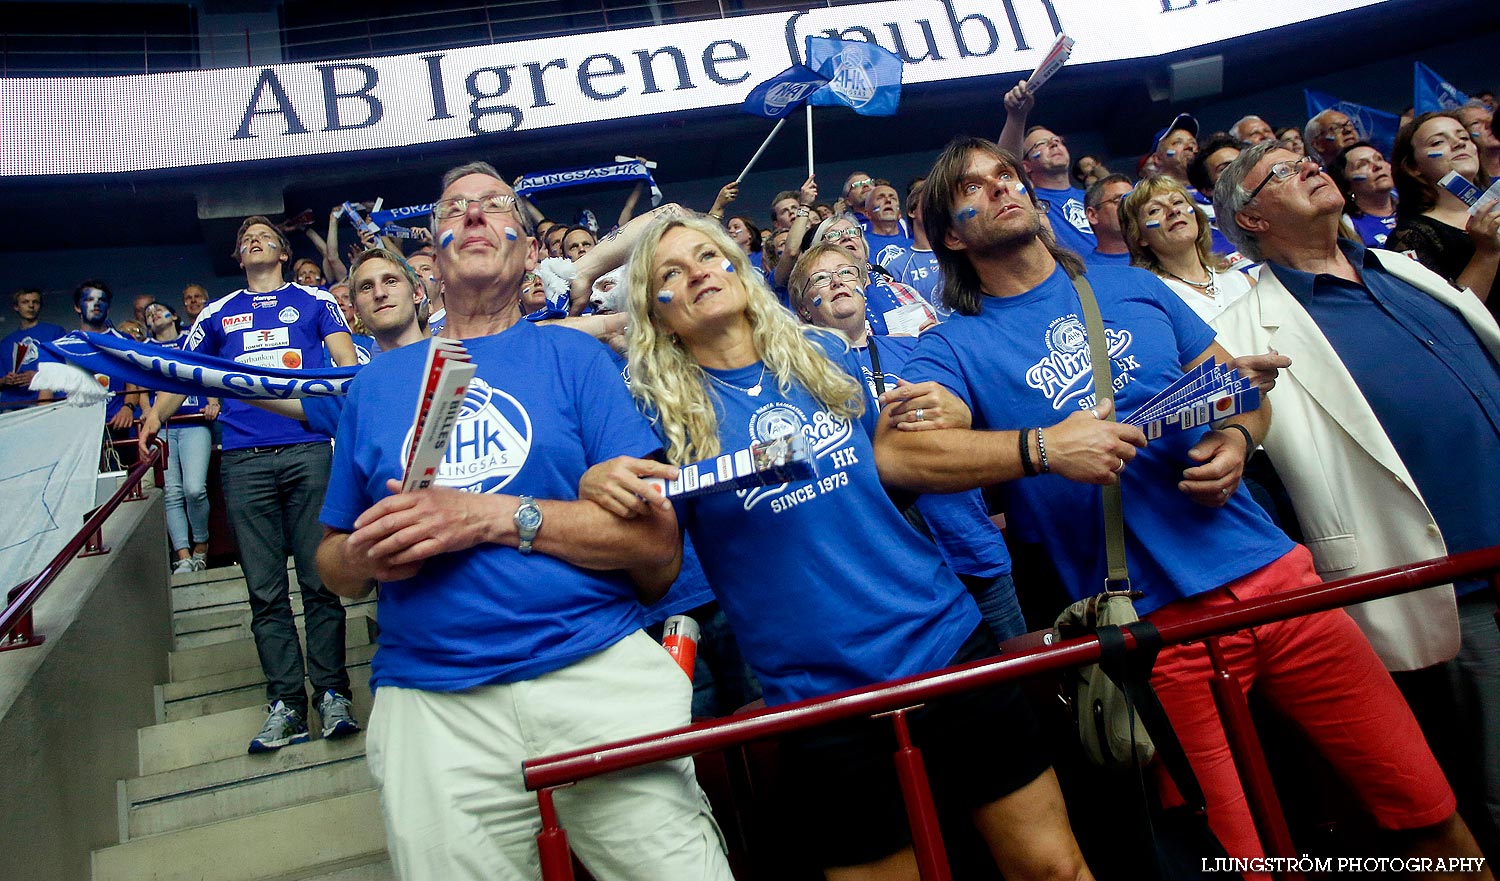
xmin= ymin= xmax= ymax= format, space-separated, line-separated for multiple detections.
xmin=1304 ymin=89 xmax=1401 ymax=159
xmin=805 ymin=36 xmax=904 ymax=117
xmin=1413 ymin=62 xmax=1470 ymax=115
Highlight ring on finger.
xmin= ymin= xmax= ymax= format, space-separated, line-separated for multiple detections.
xmin=914 ymin=408 xmax=925 ymax=422
xmin=1113 ymin=457 xmax=1126 ymax=474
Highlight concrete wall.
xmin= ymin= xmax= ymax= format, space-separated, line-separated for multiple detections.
xmin=0 ymin=492 xmax=172 ymax=881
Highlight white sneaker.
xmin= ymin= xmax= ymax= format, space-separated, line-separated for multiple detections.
xmin=172 ymin=558 xmax=197 ymax=575
xmin=191 ymin=552 xmax=207 ymax=571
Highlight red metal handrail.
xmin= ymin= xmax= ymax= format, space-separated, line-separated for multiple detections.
xmin=523 ymin=546 xmax=1500 ymax=880
xmin=0 ymin=438 xmax=165 ymax=651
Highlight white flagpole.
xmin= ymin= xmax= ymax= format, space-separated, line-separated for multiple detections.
xmin=805 ymin=104 xmax=815 ymax=178
xmin=735 ymin=117 xmax=789 ymax=183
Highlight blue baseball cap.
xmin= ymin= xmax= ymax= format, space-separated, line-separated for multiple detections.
xmin=1151 ymin=113 xmax=1199 ymax=154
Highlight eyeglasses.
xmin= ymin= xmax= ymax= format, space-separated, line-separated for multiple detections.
xmin=1025 ymin=136 xmax=1064 ymax=155
xmin=822 ymin=227 xmax=863 ymax=243
xmin=846 ymin=178 xmax=874 ymax=191
xmin=433 ymin=192 xmax=518 ymax=220
xmin=1245 ymin=156 xmax=1317 ymax=203
xmin=803 ymin=266 xmax=862 ymax=292
xmin=1323 ymin=120 xmax=1358 ymax=138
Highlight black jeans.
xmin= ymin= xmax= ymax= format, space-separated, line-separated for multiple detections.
xmin=221 ymin=442 xmax=349 ymax=716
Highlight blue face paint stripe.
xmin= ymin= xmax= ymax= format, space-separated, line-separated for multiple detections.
xmin=440 ymin=229 xmax=455 ymax=248
xmin=657 ymin=290 xmax=675 ymax=303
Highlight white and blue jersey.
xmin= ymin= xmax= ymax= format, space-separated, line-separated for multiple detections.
xmin=1035 ymin=184 xmax=1096 ymax=259
xmin=321 ymin=321 xmax=661 ymax=692
xmin=885 ymin=248 xmax=946 ymax=318
xmin=903 ymin=265 xmax=1293 ymax=614
xmin=2 ymin=322 xmax=65 ymax=405
xmin=1349 ymin=212 xmax=1398 ymax=248
xmin=667 ymin=332 xmax=978 ymax=705
xmin=866 ymin=229 xmax=916 ymax=272
xmin=185 ymin=283 xmax=349 ymax=450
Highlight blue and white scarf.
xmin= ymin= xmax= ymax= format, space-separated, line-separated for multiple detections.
xmin=515 ymin=160 xmax=661 ymax=207
xmin=33 ymin=333 xmax=359 ymax=404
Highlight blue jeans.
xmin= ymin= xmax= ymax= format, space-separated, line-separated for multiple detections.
xmin=163 ymin=424 xmax=212 ymax=553
xmin=960 ymin=572 xmax=1028 ymax=643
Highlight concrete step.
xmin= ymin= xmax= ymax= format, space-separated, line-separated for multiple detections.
xmin=158 ymin=644 xmax=376 ymax=723
xmin=168 ymin=615 xmax=377 ymax=683
xmin=170 ymin=570 xmax=322 ymax=616
xmin=92 ymin=788 xmax=386 ymax=881
xmin=123 ymin=733 xmax=373 ymax=839
xmin=300 ymin=860 xmax=394 ymax=881
xmin=173 ymin=598 xmax=378 ymax=651
xmin=139 ymin=684 xmax=374 ymax=777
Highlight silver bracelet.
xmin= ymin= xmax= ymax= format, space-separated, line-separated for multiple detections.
xmin=1036 ymin=426 xmax=1050 ymax=474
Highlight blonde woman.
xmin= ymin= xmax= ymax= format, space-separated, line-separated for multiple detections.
xmin=580 ymin=215 xmax=1093 ymax=881
xmin=1121 ymin=175 xmax=1252 ymax=324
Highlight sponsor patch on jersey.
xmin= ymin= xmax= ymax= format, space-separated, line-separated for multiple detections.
xmin=252 ymin=296 xmax=280 ymax=309
xmin=242 ymin=327 xmax=290 ymax=351
xmin=278 ymin=306 xmax=300 ymax=324
xmin=234 ymin=348 xmax=302 ymax=370
xmin=221 ymin=313 xmax=253 ymax=333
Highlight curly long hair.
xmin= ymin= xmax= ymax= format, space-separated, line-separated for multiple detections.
xmin=625 ymin=215 xmax=863 ymax=464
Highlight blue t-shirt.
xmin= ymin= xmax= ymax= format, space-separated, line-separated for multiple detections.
xmin=185 ymin=283 xmax=350 ymax=450
xmin=1084 ymin=249 xmax=1133 ymax=269
xmin=902 ymin=264 xmax=1293 ymax=614
xmin=427 ymin=309 xmax=447 ymax=336
xmin=350 ymin=334 xmax=376 ymax=365
xmin=321 ymin=320 xmax=663 ymax=691
xmin=667 ymin=332 xmax=979 ymax=705
xmin=886 ymin=248 xmax=947 ymax=318
xmin=2 ymin=322 xmax=65 ymax=404
xmin=856 ymin=334 xmax=1011 ymax=578
xmin=866 ymin=230 xmax=916 ymax=271
xmin=1350 ymin=212 xmax=1398 ymax=248
xmin=1036 ymin=184 xmax=1096 ymax=259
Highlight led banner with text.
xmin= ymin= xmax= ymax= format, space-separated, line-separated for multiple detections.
xmin=1 ymin=0 xmax=1392 ymax=177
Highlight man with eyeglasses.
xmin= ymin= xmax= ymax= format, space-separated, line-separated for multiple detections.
xmin=1081 ymin=174 xmax=1134 ymax=268
xmin=1215 ymin=140 xmax=1500 ymax=861
xmin=1305 ymin=109 xmax=1361 ymax=165
xmin=141 ymin=215 xmax=360 ymax=754
xmin=992 ymin=84 xmax=1097 ymax=262
xmin=314 ymin=161 xmax=734 ymax=881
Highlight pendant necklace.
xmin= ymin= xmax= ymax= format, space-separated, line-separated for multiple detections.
xmin=705 ymin=363 xmax=767 ymax=397
xmin=1164 ymin=264 xmax=1217 ymax=300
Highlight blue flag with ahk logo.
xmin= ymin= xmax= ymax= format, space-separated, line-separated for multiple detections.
xmin=805 ymin=36 xmax=904 ymax=117
xmin=1413 ymin=62 xmax=1470 ymax=115
xmin=740 ymin=64 xmax=831 ymax=119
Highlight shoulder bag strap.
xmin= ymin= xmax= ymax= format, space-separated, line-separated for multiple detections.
xmin=1071 ymin=274 xmax=1130 ymax=589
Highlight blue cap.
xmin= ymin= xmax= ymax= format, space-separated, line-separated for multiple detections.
xmin=1151 ymin=113 xmax=1199 ymax=154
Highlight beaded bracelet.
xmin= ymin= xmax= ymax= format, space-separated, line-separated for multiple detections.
xmin=1036 ymin=426 xmax=1051 ymax=474
xmin=1018 ymin=428 xmax=1036 ymax=476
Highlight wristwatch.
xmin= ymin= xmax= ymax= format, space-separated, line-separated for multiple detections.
xmin=514 ymin=495 xmax=543 ymax=555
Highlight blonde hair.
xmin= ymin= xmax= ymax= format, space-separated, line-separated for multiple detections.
xmin=1119 ymin=175 xmax=1224 ymax=274
xmin=625 ymin=214 xmax=864 ymax=464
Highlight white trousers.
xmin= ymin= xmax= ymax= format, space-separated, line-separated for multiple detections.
xmin=366 ymin=630 xmax=733 ymax=881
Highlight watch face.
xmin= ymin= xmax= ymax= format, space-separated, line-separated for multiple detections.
xmin=517 ymin=505 xmax=542 ymax=531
